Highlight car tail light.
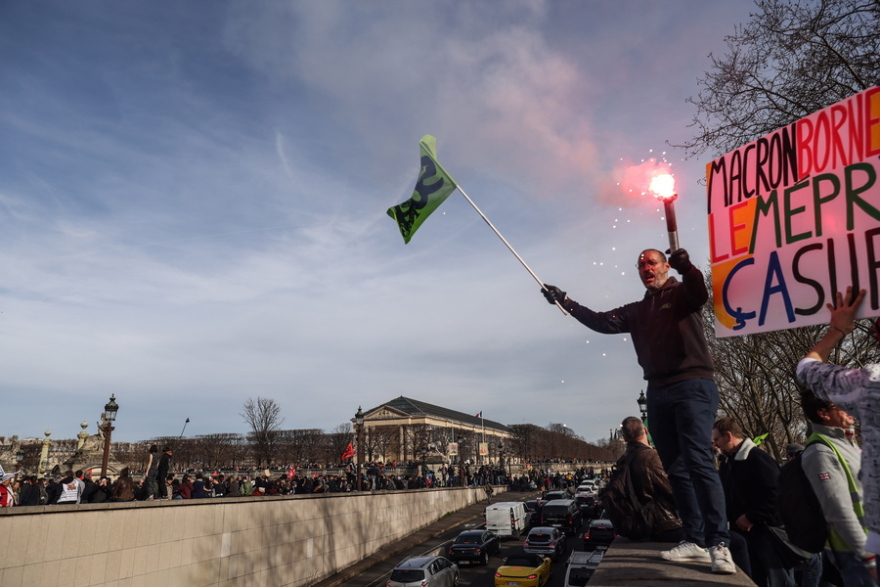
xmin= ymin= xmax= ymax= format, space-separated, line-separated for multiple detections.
xmin=474 ymin=547 xmax=481 ymax=553
xmin=494 ymin=572 xmax=502 ymax=578
xmin=523 ymin=541 xmax=530 ymax=546
xmin=548 ymin=541 xmax=556 ymax=547
xmin=527 ymin=573 xmax=538 ymax=579
xmin=584 ymin=529 xmax=591 ymax=539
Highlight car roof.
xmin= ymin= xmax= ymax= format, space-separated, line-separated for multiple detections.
xmin=528 ymin=526 xmax=559 ymax=534
xmin=543 ymin=499 xmax=575 ymax=506
xmin=457 ymin=530 xmax=485 ymax=537
xmin=394 ymin=555 xmax=441 ymax=569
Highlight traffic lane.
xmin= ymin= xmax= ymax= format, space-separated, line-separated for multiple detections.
xmin=343 ymin=518 xmax=489 ymax=587
xmin=361 ymin=527 xmax=585 ymax=587
xmin=459 ymin=534 xmax=584 ymax=587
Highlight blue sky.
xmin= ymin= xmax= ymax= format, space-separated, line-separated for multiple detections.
xmin=0 ymin=1 xmax=756 ymax=443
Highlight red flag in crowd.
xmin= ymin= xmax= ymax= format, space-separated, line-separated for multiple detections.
xmin=341 ymin=442 xmax=355 ymax=460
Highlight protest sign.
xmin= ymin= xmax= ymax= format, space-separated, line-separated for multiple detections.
xmin=708 ymin=86 xmax=880 ymax=336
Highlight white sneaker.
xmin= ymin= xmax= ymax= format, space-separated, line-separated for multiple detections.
xmin=710 ymin=542 xmax=736 ymax=574
xmin=659 ymin=541 xmax=711 ymax=562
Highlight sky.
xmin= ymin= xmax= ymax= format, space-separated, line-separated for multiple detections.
xmin=0 ymin=1 xmax=758 ymax=444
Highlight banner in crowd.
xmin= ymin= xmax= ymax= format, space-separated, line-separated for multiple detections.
xmin=708 ymin=86 xmax=880 ymax=336
xmin=448 ymin=442 xmax=459 ymax=456
xmin=479 ymin=442 xmax=488 ymax=456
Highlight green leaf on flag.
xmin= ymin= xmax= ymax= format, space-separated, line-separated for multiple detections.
xmin=387 ymin=135 xmax=457 ymax=244
xmin=753 ymin=432 xmax=769 ymax=446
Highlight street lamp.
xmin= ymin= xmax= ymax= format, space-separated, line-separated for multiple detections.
xmin=16 ymin=448 xmax=24 ymax=473
xmin=637 ymin=390 xmax=648 ymax=423
xmin=355 ymin=406 xmax=364 ymax=492
xmin=100 ymin=394 xmax=119 ymax=478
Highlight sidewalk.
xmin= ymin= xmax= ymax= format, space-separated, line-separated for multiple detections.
xmin=312 ymin=490 xmax=526 ymax=587
xmin=589 ymin=538 xmax=757 ymax=586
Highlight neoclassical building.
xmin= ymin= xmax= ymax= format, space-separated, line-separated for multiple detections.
xmin=354 ymin=396 xmax=514 ymax=465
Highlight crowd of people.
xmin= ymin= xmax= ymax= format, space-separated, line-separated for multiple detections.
xmin=0 ymin=455 xmax=573 ymax=505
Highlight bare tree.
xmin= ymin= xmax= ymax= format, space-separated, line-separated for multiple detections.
xmin=681 ymin=0 xmax=880 ymax=158
xmin=276 ymin=428 xmax=324 ymax=466
xmin=702 ymin=272 xmax=879 ymax=459
xmin=322 ymin=423 xmax=354 ymax=464
xmin=241 ymin=397 xmax=284 ymax=469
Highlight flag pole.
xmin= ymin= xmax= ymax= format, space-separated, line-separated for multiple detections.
xmin=455 ymin=186 xmax=567 ymax=315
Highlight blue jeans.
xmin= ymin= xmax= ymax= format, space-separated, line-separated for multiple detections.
xmin=647 ymin=378 xmax=729 ymax=547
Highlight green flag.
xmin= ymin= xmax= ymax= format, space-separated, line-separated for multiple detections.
xmin=387 ymin=135 xmax=457 ymax=244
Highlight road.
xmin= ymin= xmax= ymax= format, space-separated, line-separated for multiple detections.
xmin=344 ymin=517 xmax=604 ymax=587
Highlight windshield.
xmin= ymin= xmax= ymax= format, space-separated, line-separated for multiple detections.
xmin=528 ymin=533 xmax=552 ymax=543
xmin=454 ymin=535 xmax=479 ymax=544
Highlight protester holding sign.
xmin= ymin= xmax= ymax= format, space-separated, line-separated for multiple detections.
xmin=542 ymin=248 xmax=734 ymax=575
xmin=797 ymin=286 xmax=879 ymax=584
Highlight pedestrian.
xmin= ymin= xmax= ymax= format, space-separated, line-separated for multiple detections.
xmin=542 ymin=248 xmax=733 ymax=574
xmin=143 ymin=445 xmax=159 ymax=500
xmin=155 ymin=447 xmax=172 ymax=499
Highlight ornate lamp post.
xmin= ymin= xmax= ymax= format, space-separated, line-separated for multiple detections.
xmin=637 ymin=389 xmax=648 ymax=423
xmin=100 ymin=395 xmax=119 ymax=478
xmin=16 ymin=448 xmax=24 ymax=473
xmin=39 ymin=430 xmax=52 ymax=477
xmin=355 ymin=406 xmax=364 ymax=492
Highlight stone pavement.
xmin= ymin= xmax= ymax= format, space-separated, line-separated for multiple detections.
xmin=589 ymin=538 xmax=757 ymax=586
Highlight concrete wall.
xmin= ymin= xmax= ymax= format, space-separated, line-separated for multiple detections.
xmin=0 ymin=486 xmax=485 ymax=587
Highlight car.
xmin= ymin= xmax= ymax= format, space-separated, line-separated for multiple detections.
xmin=446 ymin=529 xmax=500 ymax=566
xmin=575 ymin=494 xmax=600 ymax=517
xmin=387 ymin=555 xmax=460 ymax=587
xmin=540 ymin=499 xmax=583 ymax=536
xmin=538 ymin=490 xmax=569 ymax=507
xmin=523 ymin=526 xmax=567 ymax=560
xmin=562 ymin=550 xmax=603 ymax=587
xmin=522 ymin=500 xmax=542 ymax=528
xmin=583 ymin=517 xmax=616 ymax=551
xmin=494 ymin=552 xmax=552 ymax=587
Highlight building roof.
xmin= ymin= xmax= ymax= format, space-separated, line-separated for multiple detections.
xmin=367 ymin=396 xmax=512 ymax=434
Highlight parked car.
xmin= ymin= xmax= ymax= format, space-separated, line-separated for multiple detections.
xmin=387 ymin=555 xmax=460 ymax=587
xmin=583 ymin=517 xmax=616 ymax=551
xmin=540 ymin=499 xmax=583 ymax=536
xmin=494 ymin=552 xmax=552 ymax=587
xmin=447 ymin=529 xmax=500 ymax=566
xmin=523 ymin=526 xmax=567 ymax=560
xmin=522 ymin=500 xmax=542 ymax=528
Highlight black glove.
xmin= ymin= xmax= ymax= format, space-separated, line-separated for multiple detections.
xmin=667 ymin=249 xmax=693 ymax=274
xmin=542 ymin=284 xmax=567 ymax=305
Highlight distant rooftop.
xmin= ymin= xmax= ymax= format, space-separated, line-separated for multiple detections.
xmin=367 ymin=396 xmax=512 ymax=434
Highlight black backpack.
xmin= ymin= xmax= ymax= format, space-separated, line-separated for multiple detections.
xmin=776 ymin=438 xmax=828 ymax=553
xmin=600 ymin=457 xmax=654 ymax=541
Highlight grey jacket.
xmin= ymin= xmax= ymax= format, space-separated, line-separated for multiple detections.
xmin=798 ymin=358 xmax=878 ymax=555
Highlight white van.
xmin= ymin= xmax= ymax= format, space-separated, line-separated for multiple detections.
xmin=485 ymin=501 xmax=528 ymax=538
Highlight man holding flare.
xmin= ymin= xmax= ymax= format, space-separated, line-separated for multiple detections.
xmin=541 ymin=210 xmax=733 ymax=573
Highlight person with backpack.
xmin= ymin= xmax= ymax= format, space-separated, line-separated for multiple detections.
xmin=712 ymin=417 xmax=795 ymax=587
xmin=601 ymin=417 xmax=684 ymax=543
xmin=796 ymin=286 xmax=878 ymax=585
